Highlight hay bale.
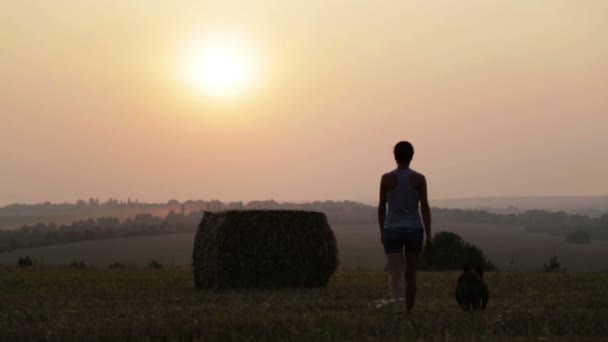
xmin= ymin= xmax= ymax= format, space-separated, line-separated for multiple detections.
xmin=192 ymin=210 xmax=339 ymax=289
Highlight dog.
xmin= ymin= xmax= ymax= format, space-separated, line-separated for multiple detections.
xmin=455 ymin=264 xmax=489 ymax=311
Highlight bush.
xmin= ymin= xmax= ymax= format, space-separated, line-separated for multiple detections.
xmin=422 ymin=232 xmax=496 ymax=271
xmin=17 ymin=256 xmax=33 ymax=267
xmin=543 ymin=255 xmax=567 ymax=272
xmin=148 ymin=260 xmax=163 ymax=269
xmin=192 ymin=210 xmax=339 ymax=289
xmin=68 ymin=260 xmax=86 ymax=269
xmin=108 ymin=261 xmax=126 ymax=269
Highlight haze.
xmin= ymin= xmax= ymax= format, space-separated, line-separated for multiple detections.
xmin=1 ymin=0 xmax=607 ymax=206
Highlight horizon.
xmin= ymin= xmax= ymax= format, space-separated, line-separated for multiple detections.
xmin=2 ymin=1 xmax=607 ymax=205
xmin=3 ymin=193 xmax=608 ymax=208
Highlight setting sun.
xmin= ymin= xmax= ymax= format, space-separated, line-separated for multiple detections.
xmin=182 ymin=34 xmax=259 ymax=97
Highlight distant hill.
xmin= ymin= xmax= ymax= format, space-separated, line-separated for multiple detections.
xmin=430 ymin=196 xmax=608 ymax=217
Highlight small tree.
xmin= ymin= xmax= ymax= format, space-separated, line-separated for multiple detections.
xmin=18 ymin=256 xmax=33 ymax=267
xmin=108 ymin=261 xmax=126 ymax=269
xmin=543 ymin=255 xmax=567 ymax=272
xmin=69 ymin=260 xmax=86 ymax=269
xmin=148 ymin=260 xmax=163 ymax=269
xmin=422 ymin=232 xmax=496 ymax=271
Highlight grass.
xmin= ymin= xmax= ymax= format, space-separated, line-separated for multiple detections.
xmin=1 ymin=268 xmax=607 ymax=341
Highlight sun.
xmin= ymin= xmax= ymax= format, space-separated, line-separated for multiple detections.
xmin=182 ymin=34 xmax=259 ymax=98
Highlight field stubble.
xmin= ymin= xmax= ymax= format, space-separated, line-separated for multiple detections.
xmin=1 ymin=268 xmax=607 ymax=341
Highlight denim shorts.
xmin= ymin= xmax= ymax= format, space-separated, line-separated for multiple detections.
xmin=383 ymin=229 xmax=424 ymax=254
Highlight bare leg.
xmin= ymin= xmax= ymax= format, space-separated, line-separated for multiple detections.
xmin=386 ymin=252 xmax=404 ymax=313
xmin=404 ymin=252 xmax=418 ymax=313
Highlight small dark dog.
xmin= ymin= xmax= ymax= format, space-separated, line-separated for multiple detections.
xmin=455 ymin=264 xmax=489 ymax=311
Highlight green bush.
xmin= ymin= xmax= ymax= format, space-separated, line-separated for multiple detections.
xmin=422 ymin=232 xmax=496 ymax=271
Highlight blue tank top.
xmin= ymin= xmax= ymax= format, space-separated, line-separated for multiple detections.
xmin=384 ymin=168 xmax=423 ymax=231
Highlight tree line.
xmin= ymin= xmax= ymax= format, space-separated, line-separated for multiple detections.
xmin=1 ymin=201 xmax=607 ymax=253
xmin=0 ymin=211 xmax=197 ymax=253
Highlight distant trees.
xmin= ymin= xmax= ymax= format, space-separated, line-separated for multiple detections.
xmin=600 ymin=214 xmax=608 ymax=229
xmin=432 ymin=208 xmax=606 ymax=241
xmin=422 ymin=232 xmax=496 ymax=271
xmin=2 ymin=200 xmax=608 ymax=255
xmin=522 ymin=210 xmax=606 ymax=240
xmin=0 ymin=211 xmax=200 ymax=253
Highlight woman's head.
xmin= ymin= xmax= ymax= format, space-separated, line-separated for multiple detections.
xmin=394 ymin=141 xmax=414 ymax=164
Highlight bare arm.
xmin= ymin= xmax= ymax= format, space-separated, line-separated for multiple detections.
xmin=418 ymin=175 xmax=432 ymax=246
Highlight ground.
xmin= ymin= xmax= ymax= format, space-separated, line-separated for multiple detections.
xmin=1 ymin=268 xmax=607 ymax=341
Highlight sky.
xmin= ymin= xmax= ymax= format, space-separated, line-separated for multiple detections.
xmin=1 ymin=0 xmax=607 ymax=206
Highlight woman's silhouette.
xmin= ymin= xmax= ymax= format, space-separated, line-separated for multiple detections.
xmin=378 ymin=141 xmax=432 ymax=313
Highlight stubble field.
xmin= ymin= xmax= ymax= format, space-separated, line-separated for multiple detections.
xmin=1 ymin=267 xmax=607 ymax=341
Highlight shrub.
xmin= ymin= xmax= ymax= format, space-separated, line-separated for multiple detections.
xmin=108 ymin=261 xmax=126 ymax=269
xmin=543 ymin=255 xmax=567 ymax=272
xmin=148 ymin=260 xmax=163 ymax=269
xmin=422 ymin=232 xmax=496 ymax=271
xmin=17 ymin=256 xmax=33 ymax=267
xmin=192 ymin=210 xmax=339 ymax=289
xmin=68 ymin=260 xmax=86 ymax=269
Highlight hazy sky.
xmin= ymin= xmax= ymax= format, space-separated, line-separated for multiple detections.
xmin=1 ymin=1 xmax=607 ymax=205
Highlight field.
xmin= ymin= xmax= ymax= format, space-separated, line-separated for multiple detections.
xmin=1 ymin=268 xmax=607 ymax=341
xmin=2 ymin=223 xmax=608 ymax=272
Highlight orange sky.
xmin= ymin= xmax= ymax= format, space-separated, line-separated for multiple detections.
xmin=1 ymin=1 xmax=607 ymax=205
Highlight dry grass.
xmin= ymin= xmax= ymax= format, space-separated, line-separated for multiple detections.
xmin=0 ymin=267 xmax=607 ymax=341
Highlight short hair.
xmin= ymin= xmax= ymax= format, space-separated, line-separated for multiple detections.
xmin=393 ymin=141 xmax=414 ymax=163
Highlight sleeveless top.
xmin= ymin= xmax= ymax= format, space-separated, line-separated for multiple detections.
xmin=384 ymin=168 xmax=423 ymax=231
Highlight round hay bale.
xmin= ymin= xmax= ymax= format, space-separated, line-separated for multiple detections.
xmin=192 ymin=210 xmax=339 ymax=289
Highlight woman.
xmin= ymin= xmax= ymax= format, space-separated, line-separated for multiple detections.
xmin=378 ymin=141 xmax=432 ymax=313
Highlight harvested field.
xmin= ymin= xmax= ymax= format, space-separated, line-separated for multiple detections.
xmin=1 ymin=268 xmax=607 ymax=340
